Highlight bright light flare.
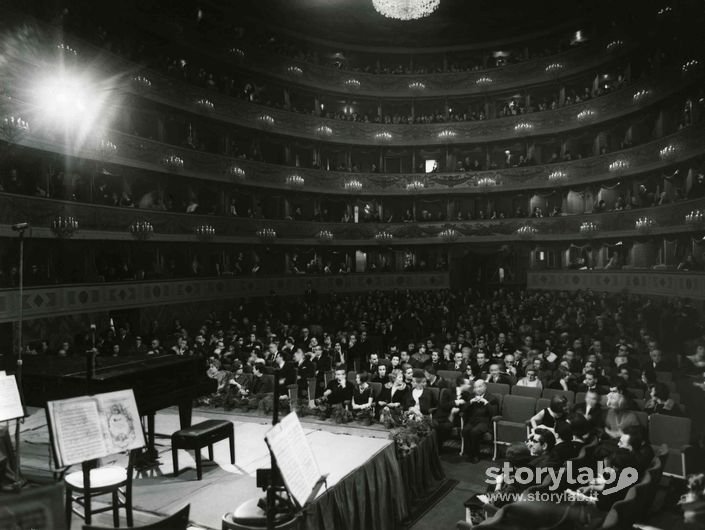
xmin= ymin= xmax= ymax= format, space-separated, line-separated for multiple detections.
xmin=34 ymin=72 xmax=106 ymax=129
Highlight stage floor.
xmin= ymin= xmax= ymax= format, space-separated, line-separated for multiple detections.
xmin=19 ymin=407 xmax=392 ymax=529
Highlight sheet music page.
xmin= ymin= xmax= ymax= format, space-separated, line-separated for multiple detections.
xmin=0 ymin=375 xmax=24 ymax=422
xmin=265 ymin=413 xmax=321 ymax=507
xmin=95 ymin=389 xmax=145 ymax=453
xmin=48 ymin=398 xmax=108 ymax=467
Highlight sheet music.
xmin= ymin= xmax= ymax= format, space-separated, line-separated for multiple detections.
xmin=46 ymin=389 xmax=145 ymax=467
xmin=265 ymin=413 xmax=321 ymax=507
xmin=49 ymin=399 xmax=108 ymax=467
xmin=0 ymin=374 xmax=24 ymax=422
xmin=97 ymin=389 xmax=145 ymax=453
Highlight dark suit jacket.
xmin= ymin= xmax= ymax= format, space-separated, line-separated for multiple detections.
xmin=486 ymin=374 xmax=513 ymax=386
xmin=427 ymin=376 xmax=449 ymax=390
xmin=252 ymin=374 xmax=274 ymax=395
xmin=446 ymin=361 xmax=467 ymax=373
xmin=295 ymin=358 xmax=315 ymax=381
xmin=572 ymin=402 xmax=605 ymax=429
xmin=461 ymin=392 xmax=499 ymax=427
xmin=404 ymin=387 xmax=439 ymax=415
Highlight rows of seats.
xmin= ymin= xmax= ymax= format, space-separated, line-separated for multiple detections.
xmin=467 ymin=451 xmax=665 ymax=529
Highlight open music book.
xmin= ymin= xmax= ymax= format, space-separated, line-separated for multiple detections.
xmin=0 ymin=374 xmax=24 ymax=422
xmin=264 ymin=412 xmax=327 ymax=508
xmin=46 ymin=389 xmax=145 ymax=467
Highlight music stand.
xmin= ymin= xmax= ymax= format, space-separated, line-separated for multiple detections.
xmin=0 ymin=373 xmax=26 ymax=491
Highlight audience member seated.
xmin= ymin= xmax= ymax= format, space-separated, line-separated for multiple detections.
xmin=461 ymin=380 xmax=499 ymax=463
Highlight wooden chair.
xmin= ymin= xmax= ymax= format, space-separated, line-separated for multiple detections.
xmin=82 ymin=504 xmax=190 ymax=530
xmin=65 ymin=449 xmax=137 ymax=529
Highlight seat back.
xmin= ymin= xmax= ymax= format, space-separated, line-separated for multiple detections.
xmin=499 ymin=395 xmax=536 ymax=423
xmin=655 ymin=371 xmax=672 ymax=382
xmin=427 ymin=387 xmax=440 ymax=405
xmin=347 ymin=371 xmax=357 ymax=383
xmin=486 ymin=383 xmax=510 ymax=396
xmin=633 ymin=398 xmax=645 ymax=410
xmin=323 ymin=371 xmax=335 ymax=386
xmin=438 ymin=370 xmax=461 ymax=385
xmin=613 ymin=486 xmax=639 ymax=527
xmin=369 ymin=382 xmax=383 ymax=399
xmin=541 ymin=388 xmax=574 ymax=403
xmin=627 ymin=387 xmax=645 ymax=399
xmin=307 ymin=377 xmax=317 ymax=401
xmin=83 ymin=504 xmax=190 ymax=530
xmin=511 ymin=386 xmax=542 ymax=399
xmin=633 ymin=410 xmax=649 ymax=429
xmin=575 ymin=392 xmax=586 ymax=404
xmin=536 ymin=397 xmax=551 ymax=413
xmin=649 ymin=414 xmax=691 ymax=449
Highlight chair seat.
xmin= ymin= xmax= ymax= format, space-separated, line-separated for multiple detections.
xmin=495 ymin=421 xmax=527 ymax=442
xmin=65 ymin=466 xmax=127 ymax=490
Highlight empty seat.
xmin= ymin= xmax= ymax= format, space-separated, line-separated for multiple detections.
xmin=492 ymin=395 xmax=536 ymax=460
xmin=486 ymin=383 xmax=510 ymax=396
xmin=511 ymin=386 xmax=542 ymax=399
xmin=536 ymin=397 xmax=551 ymax=413
xmin=649 ymin=414 xmax=693 ymax=479
xmin=438 ymin=370 xmax=461 ymax=385
xmin=541 ymin=388 xmax=574 ymax=403
xmin=627 ymin=387 xmax=645 ymax=399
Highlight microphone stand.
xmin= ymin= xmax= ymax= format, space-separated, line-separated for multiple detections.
xmin=13 ymin=225 xmax=28 ymax=489
xmin=266 ymin=367 xmax=280 ymax=530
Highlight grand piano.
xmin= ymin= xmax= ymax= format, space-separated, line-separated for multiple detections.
xmin=21 ymin=354 xmax=215 ymax=452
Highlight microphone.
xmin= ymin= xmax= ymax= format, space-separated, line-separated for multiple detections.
xmin=11 ymin=222 xmax=30 ymax=231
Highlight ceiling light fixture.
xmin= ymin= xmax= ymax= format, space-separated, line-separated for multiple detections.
xmin=372 ymin=0 xmax=440 ymax=21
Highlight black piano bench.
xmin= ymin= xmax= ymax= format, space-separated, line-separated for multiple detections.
xmin=171 ymin=419 xmax=235 ymax=480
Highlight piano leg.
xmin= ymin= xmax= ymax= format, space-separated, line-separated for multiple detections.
xmin=135 ymin=414 xmax=159 ymax=470
xmin=178 ymin=399 xmax=193 ymax=429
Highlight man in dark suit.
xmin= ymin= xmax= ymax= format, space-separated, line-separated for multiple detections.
xmin=485 ymin=363 xmax=513 ymax=385
xmin=642 ymin=349 xmax=672 ymax=372
xmin=251 ymin=362 xmax=274 ymax=397
xmin=433 ymin=386 xmax=459 ymax=450
xmin=293 ymin=348 xmax=315 ymax=397
xmin=575 ymin=370 xmax=608 ymax=395
xmin=527 ymin=428 xmax=561 ymax=470
xmin=461 ymin=380 xmax=499 ymax=463
xmin=571 ymin=390 xmax=604 ymax=431
xmin=405 ymin=369 xmax=439 ymax=415
xmin=447 ymin=351 xmax=467 ymax=373
xmin=424 ymin=366 xmax=448 ymax=390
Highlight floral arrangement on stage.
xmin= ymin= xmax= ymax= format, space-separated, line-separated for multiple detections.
xmin=387 ymin=409 xmax=434 ymax=457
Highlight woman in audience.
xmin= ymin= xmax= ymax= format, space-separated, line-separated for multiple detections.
xmin=351 ymin=371 xmax=374 ymax=424
xmin=376 ymin=369 xmax=409 ymax=421
xmin=529 ymin=395 xmax=569 ymax=431
xmin=603 ymin=393 xmax=640 ymax=441
xmin=515 ymin=366 xmax=543 ymax=389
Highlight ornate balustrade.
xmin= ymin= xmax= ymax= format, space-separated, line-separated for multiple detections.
xmin=0 ymin=15 xmax=651 ymax=145
xmin=527 ymin=270 xmax=705 ymax=300
xmin=2 ymin=115 xmax=703 ymax=196
xmin=121 ymin=69 xmax=684 ymax=146
xmin=0 ymin=272 xmax=449 ymax=323
xmin=3 ymin=193 xmax=703 ymax=244
xmin=129 ymin=18 xmax=632 ymax=97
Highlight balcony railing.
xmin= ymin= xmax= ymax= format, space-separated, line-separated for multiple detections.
xmin=122 ymin=71 xmax=684 ymax=146
xmin=0 ymin=272 xmax=449 ymax=323
xmin=2 ymin=117 xmax=704 ymax=196
xmin=527 ymin=270 xmax=705 ymax=300
xmin=139 ymin=28 xmax=633 ymax=97
xmin=3 ymin=193 xmax=703 ymax=244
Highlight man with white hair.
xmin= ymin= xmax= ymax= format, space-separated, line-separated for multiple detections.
xmin=461 ymin=380 xmax=499 ymax=463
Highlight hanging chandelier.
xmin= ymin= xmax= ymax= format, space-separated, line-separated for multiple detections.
xmin=372 ymin=0 xmax=440 ymax=20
